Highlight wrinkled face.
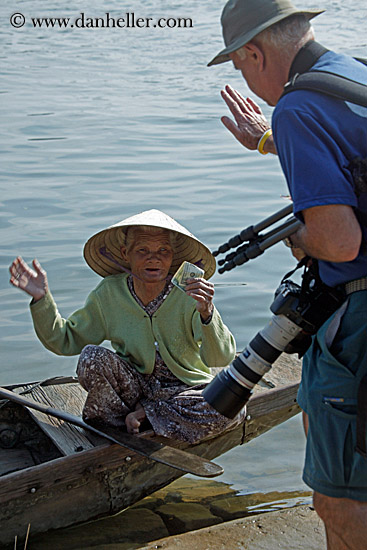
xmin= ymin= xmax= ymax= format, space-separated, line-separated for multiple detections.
xmin=121 ymin=230 xmax=174 ymax=284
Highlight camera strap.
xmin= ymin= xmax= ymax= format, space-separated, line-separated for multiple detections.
xmin=280 ymin=255 xmax=310 ymax=283
xmin=281 ymin=256 xmax=323 ymax=303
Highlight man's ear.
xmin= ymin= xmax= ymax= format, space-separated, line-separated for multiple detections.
xmin=243 ymin=42 xmax=265 ymax=70
xmin=120 ymin=245 xmax=128 ymax=262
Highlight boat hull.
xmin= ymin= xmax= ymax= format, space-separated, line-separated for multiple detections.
xmin=0 ymin=355 xmax=301 ymax=546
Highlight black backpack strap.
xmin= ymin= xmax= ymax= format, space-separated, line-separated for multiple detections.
xmin=282 ymin=71 xmax=367 ymax=107
xmin=288 ymin=40 xmax=329 ymax=77
xmin=283 ymin=40 xmax=367 ymax=108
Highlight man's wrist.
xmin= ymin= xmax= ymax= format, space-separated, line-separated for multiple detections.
xmin=257 ymin=129 xmax=273 ymax=155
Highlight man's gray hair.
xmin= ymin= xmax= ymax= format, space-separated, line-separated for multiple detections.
xmin=237 ymin=14 xmax=314 ymax=60
xmin=258 ymin=14 xmax=313 ymax=48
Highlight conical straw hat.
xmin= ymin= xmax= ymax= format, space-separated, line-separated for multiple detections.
xmin=84 ymin=209 xmax=216 ymax=279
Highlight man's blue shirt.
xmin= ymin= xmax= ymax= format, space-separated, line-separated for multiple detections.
xmin=273 ymin=50 xmax=367 ymax=287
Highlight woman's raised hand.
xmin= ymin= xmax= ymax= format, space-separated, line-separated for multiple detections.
xmin=9 ymin=256 xmax=49 ymax=302
xmin=185 ymin=278 xmax=214 ymax=322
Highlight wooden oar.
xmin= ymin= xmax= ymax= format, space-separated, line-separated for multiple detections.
xmin=0 ymin=386 xmax=223 ymax=478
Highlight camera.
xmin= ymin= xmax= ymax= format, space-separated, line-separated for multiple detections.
xmin=203 ymin=269 xmax=345 ymax=419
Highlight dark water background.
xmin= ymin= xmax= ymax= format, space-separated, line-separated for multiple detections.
xmin=1 ymin=0 xmax=366 ymax=541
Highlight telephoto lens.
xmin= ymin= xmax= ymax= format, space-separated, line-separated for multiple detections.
xmin=203 ymin=313 xmax=303 ymax=418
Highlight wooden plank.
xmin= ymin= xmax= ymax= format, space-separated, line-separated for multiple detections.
xmin=0 ymin=449 xmax=35 ymax=476
xmin=247 ymin=383 xmax=299 ymax=418
xmin=264 ymin=353 xmax=302 ymax=387
xmin=13 ymin=383 xmax=98 ymax=456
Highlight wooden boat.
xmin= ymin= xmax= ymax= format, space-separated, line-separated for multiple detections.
xmin=0 ymin=354 xmax=301 ymax=546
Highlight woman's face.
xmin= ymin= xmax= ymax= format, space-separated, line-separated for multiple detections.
xmin=121 ymin=230 xmax=174 ymax=284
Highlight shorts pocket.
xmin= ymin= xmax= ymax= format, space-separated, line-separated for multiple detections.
xmin=306 ymin=401 xmax=367 ymax=489
xmin=316 ymin=311 xmax=358 ymax=384
xmin=322 ymin=399 xmax=357 ymax=419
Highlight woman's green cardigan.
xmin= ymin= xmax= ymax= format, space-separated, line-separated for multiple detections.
xmin=30 ymin=273 xmax=236 ymax=386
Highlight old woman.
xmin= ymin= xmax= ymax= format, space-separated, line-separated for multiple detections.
xmin=9 ymin=209 xmax=242 ymax=442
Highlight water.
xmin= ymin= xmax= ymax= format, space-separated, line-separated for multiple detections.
xmin=0 ymin=0 xmax=366 ymax=541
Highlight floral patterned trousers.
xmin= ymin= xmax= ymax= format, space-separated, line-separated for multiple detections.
xmin=77 ymin=344 xmax=243 ymax=444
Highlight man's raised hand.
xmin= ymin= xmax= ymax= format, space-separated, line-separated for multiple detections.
xmin=221 ymin=85 xmax=276 ymax=154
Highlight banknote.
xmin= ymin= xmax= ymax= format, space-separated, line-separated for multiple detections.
xmin=172 ymin=261 xmax=204 ymax=292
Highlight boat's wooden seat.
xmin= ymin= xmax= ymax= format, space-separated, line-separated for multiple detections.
xmin=13 ymin=379 xmax=105 ymax=456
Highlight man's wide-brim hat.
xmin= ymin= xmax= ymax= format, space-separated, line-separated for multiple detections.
xmin=84 ymin=209 xmax=216 ymax=279
xmin=208 ymin=0 xmax=324 ymax=67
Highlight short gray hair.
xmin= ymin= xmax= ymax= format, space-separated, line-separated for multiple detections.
xmin=237 ymin=14 xmax=314 ymax=60
xmin=257 ymin=14 xmax=314 ymax=51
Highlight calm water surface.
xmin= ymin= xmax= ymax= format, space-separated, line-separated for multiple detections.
xmin=1 ymin=0 xmax=366 ymax=538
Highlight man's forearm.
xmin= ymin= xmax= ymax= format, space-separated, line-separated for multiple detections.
xmin=290 ymin=225 xmax=330 ymax=260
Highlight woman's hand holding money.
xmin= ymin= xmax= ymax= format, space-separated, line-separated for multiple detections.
xmin=185 ymin=278 xmax=214 ymax=322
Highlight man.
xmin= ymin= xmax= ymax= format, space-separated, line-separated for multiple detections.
xmin=208 ymin=1 xmax=367 ymax=548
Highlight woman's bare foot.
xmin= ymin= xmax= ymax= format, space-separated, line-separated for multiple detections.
xmin=125 ymin=403 xmax=146 ymax=434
